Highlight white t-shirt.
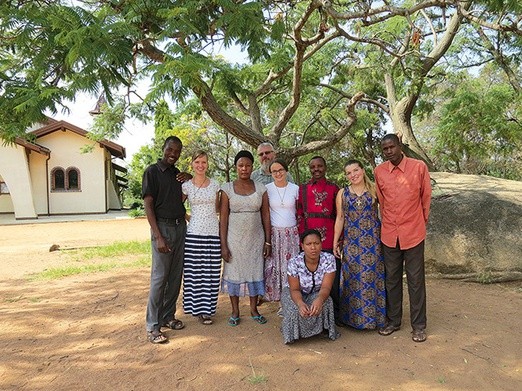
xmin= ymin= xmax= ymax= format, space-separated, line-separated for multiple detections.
xmin=266 ymin=182 xmax=299 ymax=228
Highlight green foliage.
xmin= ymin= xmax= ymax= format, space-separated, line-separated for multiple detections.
xmin=420 ymin=68 xmax=522 ymax=180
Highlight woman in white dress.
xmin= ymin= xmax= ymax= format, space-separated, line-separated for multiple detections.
xmin=220 ymin=150 xmax=272 ymax=326
xmin=264 ymin=159 xmax=300 ymax=308
xmin=182 ymin=151 xmax=221 ymax=325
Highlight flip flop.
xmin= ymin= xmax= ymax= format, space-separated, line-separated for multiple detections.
xmin=228 ymin=316 xmax=240 ymax=326
xmin=251 ymin=314 xmax=267 ymax=324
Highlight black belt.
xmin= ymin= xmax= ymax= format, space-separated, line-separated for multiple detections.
xmin=156 ymin=217 xmax=184 ymax=225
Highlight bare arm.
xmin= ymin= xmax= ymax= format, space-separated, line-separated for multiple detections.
xmin=309 ymin=271 xmax=335 ymax=317
xmin=219 ymin=190 xmax=231 ymax=262
xmin=261 ymin=191 xmax=272 ymax=258
xmin=333 ymin=190 xmax=344 ymax=259
xmin=143 ymin=195 xmax=170 ymax=253
xmin=288 ymin=275 xmax=310 ymax=317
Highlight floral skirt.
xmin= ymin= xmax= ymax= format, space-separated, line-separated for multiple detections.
xmin=264 ymin=226 xmax=299 ymax=301
xmin=280 ymin=287 xmax=340 ymax=344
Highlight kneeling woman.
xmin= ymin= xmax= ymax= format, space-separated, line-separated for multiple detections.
xmin=281 ymin=229 xmax=340 ymax=344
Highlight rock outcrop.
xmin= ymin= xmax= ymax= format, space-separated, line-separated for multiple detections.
xmin=426 ymin=172 xmax=522 ymax=282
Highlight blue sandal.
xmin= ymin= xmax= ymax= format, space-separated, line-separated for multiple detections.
xmin=251 ymin=314 xmax=267 ymax=324
xmin=228 ymin=316 xmax=240 ymax=326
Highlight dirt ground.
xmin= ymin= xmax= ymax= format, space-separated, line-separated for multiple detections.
xmin=0 ymin=218 xmax=520 ymax=391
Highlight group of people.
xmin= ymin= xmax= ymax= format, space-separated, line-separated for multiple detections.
xmin=142 ymin=134 xmax=432 ymax=346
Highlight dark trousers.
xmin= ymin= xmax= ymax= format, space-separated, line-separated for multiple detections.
xmin=382 ymin=240 xmax=427 ymax=330
xmin=324 ymin=249 xmax=341 ymax=321
xmin=146 ymin=220 xmax=186 ymax=332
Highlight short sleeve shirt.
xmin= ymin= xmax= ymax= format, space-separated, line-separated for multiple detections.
xmin=182 ymin=179 xmax=220 ymax=236
xmin=287 ymin=252 xmax=336 ymax=294
xmin=141 ymin=160 xmax=186 ymax=219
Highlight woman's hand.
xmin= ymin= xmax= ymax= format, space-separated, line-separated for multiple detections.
xmin=221 ymin=245 xmax=232 ymax=263
xmin=298 ymin=302 xmax=310 ymax=318
xmin=263 ymin=242 xmax=272 ymax=258
xmin=333 ymin=243 xmax=342 ymax=259
xmin=309 ymin=298 xmax=324 ymax=317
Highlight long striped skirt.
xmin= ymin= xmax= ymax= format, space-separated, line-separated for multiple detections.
xmin=182 ymin=233 xmax=222 ymax=316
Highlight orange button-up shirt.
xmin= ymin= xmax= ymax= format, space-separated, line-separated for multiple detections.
xmin=374 ymin=156 xmax=432 ymax=250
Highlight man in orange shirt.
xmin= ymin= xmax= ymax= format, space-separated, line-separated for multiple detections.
xmin=374 ymin=134 xmax=432 ymax=343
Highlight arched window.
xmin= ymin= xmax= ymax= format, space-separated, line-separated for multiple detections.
xmin=66 ymin=167 xmax=80 ymax=190
xmin=51 ymin=167 xmax=65 ymax=191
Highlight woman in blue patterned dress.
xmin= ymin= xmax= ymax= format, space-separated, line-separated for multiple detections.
xmin=333 ymin=159 xmax=386 ymax=330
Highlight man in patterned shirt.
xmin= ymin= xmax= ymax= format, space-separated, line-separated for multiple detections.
xmin=297 ymin=156 xmax=341 ymax=322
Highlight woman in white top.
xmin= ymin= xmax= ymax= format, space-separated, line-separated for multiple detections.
xmin=182 ymin=150 xmax=221 ymax=325
xmin=264 ymin=158 xmax=300 ymax=303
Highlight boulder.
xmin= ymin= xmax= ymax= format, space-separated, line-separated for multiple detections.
xmin=425 ymin=172 xmax=522 ymax=282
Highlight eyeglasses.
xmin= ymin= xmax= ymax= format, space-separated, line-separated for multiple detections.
xmin=271 ymin=168 xmax=286 ymax=174
xmin=258 ymin=151 xmax=274 ymax=157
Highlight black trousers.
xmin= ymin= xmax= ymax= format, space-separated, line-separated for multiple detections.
xmin=382 ymin=240 xmax=427 ymax=330
xmin=324 ymin=249 xmax=341 ymax=321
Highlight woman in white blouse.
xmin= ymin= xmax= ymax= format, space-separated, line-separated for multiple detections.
xmin=264 ymin=159 xmax=300 ymax=308
xmin=182 ymin=150 xmax=221 ymax=325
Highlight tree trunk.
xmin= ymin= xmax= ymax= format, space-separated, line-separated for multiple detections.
xmin=389 ymin=103 xmax=435 ymax=170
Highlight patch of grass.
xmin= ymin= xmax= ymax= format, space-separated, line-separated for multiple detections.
xmin=30 ymin=255 xmax=150 ymax=280
xmin=437 ymin=376 xmax=446 ymax=384
xmin=247 ymin=357 xmax=267 ymax=385
xmin=70 ymin=240 xmax=151 ymax=260
xmin=5 ymin=295 xmax=23 ymax=303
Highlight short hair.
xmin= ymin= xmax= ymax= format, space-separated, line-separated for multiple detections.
xmin=309 ymin=156 xmax=326 ymax=166
xmin=162 ymin=136 xmax=182 ymax=149
xmin=300 ymin=228 xmax=322 ymax=244
xmin=269 ymin=158 xmax=288 ymax=172
xmin=257 ymin=142 xmax=275 ymax=151
xmin=191 ymin=150 xmax=208 ymax=162
xmin=381 ymin=133 xmax=400 ymax=145
xmin=234 ymin=150 xmax=254 ymax=165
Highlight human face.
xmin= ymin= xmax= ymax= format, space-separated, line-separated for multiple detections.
xmin=161 ymin=140 xmax=182 ymax=166
xmin=235 ymin=157 xmax=253 ymax=180
xmin=301 ymin=233 xmax=322 ymax=259
xmin=381 ymin=138 xmax=403 ymax=166
xmin=309 ymin=158 xmax=326 ymax=181
xmin=191 ymin=155 xmax=208 ymax=175
xmin=257 ymin=146 xmax=275 ymax=168
xmin=345 ymin=163 xmax=364 ymax=186
xmin=270 ymin=162 xmax=287 ymax=184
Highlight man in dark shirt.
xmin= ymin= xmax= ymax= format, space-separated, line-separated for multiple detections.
xmin=142 ymin=136 xmax=189 ymax=343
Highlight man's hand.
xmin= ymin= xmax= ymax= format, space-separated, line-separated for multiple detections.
xmin=176 ymin=172 xmax=192 ymax=182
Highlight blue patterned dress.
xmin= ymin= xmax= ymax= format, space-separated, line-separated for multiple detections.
xmin=339 ymin=187 xmax=386 ymax=329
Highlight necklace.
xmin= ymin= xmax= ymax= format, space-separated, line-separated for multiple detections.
xmin=275 ymin=184 xmax=287 ymax=206
xmin=192 ymin=177 xmax=208 ymax=198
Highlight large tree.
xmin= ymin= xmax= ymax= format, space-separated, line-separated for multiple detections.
xmin=1 ymin=1 xmax=520 ymax=166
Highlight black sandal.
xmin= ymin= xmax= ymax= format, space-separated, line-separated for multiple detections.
xmin=147 ymin=330 xmax=168 ymax=344
xmin=162 ymin=319 xmax=185 ymax=330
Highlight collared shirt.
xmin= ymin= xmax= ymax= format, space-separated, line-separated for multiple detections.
xmin=141 ymin=159 xmax=186 ymax=219
xmin=374 ymin=156 xmax=432 ymax=250
xmin=251 ymin=168 xmax=294 ymax=185
xmin=296 ymin=178 xmax=339 ymax=251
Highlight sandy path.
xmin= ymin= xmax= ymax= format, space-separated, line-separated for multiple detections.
xmin=0 ymin=219 xmax=520 ymax=390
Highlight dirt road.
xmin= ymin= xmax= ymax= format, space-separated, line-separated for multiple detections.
xmin=0 ymin=219 xmax=520 ymax=390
